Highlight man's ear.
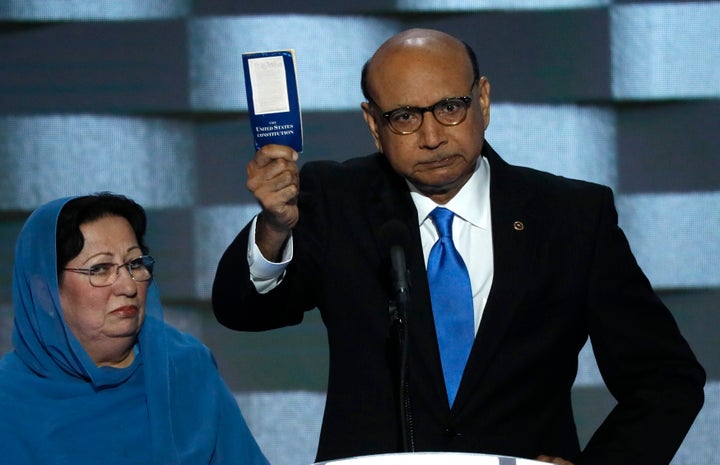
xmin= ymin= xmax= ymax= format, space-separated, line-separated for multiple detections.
xmin=361 ymin=102 xmax=384 ymax=152
xmin=477 ymin=76 xmax=491 ymax=130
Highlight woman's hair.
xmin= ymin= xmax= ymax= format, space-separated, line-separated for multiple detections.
xmin=56 ymin=192 xmax=148 ymax=277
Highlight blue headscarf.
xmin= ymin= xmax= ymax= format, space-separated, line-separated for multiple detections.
xmin=0 ymin=196 xmax=269 ymax=465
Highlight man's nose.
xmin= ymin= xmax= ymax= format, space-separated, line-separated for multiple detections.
xmin=417 ymin=111 xmax=447 ymax=148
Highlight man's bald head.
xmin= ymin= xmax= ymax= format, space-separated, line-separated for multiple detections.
xmin=361 ymin=29 xmax=479 ymax=103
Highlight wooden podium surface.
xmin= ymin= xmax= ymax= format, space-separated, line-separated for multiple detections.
xmin=316 ymin=452 xmax=546 ymax=465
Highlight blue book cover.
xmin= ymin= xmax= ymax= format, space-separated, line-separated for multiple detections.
xmin=242 ymin=49 xmax=303 ymax=153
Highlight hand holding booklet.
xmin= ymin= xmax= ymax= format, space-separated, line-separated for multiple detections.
xmin=242 ymin=49 xmax=303 ymax=153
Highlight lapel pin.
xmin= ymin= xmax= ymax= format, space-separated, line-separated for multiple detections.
xmin=513 ymin=221 xmax=525 ymax=231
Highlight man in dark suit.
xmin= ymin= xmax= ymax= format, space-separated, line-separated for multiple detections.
xmin=212 ymin=29 xmax=705 ymax=465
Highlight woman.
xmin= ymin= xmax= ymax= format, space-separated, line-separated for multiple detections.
xmin=0 ymin=193 xmax=269 ymax=465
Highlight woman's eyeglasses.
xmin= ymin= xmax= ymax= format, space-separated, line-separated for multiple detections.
xmin=64 ymin=255 xmax=154 ymax=287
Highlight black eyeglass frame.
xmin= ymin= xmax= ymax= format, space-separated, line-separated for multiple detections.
xmin=64 ymin=255 xmax=155 ymax=287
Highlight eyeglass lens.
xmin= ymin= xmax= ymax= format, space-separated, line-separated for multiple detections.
xmin=386 ymin=98 xmax=469 ymax=134
xmin=89 ymin=256 xmax=154 ymax=287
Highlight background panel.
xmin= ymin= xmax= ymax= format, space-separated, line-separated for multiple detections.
xmin=488 ymin=104 xmax=617 ymax=188
xmin=611 ymin=2 xmax=720 ymax=100
xmin=193 ymin=0 xmax=392 ymax=15
xmin=188 ymin=16 xmax=399 ymax=111
xmin=0 ymin=21 xmax=188 ymax=112
xmin=0 ymin=115 xmax=197 ymax=210
xmin=617 ymin=192 xmax=720 ymax=289
xmin=397 ymin=0 xmax=610 ymax=10
xmin=616 ymin=101 xmax=720 ymax=194
xmin=414 ymin=9 xmax=611 ymax=103
xmin=0 ymin=0 xmax=191 ymax=20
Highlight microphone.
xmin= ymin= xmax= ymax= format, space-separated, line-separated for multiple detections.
xmin=378 ymin=219 xmax=414 ymax=452
xmin=379 ymin=220 xmax=412 ymax=320
xmin=390 ymin=244 xmax=410 ymax=311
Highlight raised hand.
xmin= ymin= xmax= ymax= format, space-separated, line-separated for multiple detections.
xmin=246 ymin=144 xmax=300 ymax=261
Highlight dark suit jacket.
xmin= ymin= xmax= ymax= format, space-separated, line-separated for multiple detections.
xmin=213 ymin=142 xmax=705 ymax=465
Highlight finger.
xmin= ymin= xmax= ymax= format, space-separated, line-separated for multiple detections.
xmin=247 ymin=160 xmax=299 ymax=197
xmin=250 ymin=156 xmax=298 ymax=183
xmin=257 ymin=180 xmax=299 ymax=211
xmin=253 ymin=144 xmax=298 ymax=168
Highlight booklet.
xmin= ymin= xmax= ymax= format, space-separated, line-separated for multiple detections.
xmin=242 ymin=49 xmax=303 ymax=153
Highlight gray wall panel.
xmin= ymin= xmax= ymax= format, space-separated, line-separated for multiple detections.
xmin=0 ymin=22 xmax=188 ymax=112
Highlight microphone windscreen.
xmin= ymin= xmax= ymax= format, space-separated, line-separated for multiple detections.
xmin=378 ymin=219 xmax=412 ymax=254
xmin=378 ymin=220 xmax=412 ymax=296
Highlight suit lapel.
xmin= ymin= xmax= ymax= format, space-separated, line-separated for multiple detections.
xmin=453 ymin=144 xmax=539 ymax=412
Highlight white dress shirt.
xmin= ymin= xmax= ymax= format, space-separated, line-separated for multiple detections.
xmin=248 ymin=157 xmax=495 ymax=334
xmin=409 ymin=156 xmax=494 ymax=335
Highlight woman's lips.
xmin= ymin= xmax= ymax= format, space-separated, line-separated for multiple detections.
xmin=111 ymin=305 xmax=138 ymax=317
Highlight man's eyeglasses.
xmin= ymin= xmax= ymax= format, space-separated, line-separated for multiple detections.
xmin=375 ymin=80 xmax=477 ymax=135
xmin=64 ymin=255 xmax=155 ymax=287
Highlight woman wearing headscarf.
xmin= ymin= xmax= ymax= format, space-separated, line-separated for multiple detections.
xmin=0 ymin=193 xmax=270 ymax=465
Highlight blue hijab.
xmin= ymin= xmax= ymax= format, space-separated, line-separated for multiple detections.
xmin=0 ymin=197 xmax=269 ymax=465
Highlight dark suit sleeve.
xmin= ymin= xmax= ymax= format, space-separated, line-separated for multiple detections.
xmin=212 ymin=164 xmax=327 ymax=332
xmin=578 ymin=187 xmax=705 ymax=465
xmin=212 ymin=223 xmax=297 ymax=330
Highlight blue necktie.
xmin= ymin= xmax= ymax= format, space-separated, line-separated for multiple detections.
xmin=427 ymin=207 xmax=474 ymax=407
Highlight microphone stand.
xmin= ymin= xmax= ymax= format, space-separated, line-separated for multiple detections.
xmin=389 ymin=246 xmax=414 ymax=453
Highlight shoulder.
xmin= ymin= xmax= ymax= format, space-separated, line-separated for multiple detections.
xmin=301 ymin=152 xmax=385 ymax=171
xmin=483 ymin=144 xmax=618 ymax=236
xmin=299 ymin=152 xmax=407 ymax=205
xmin=301 ymin=152 xmax=391 ymax=183
xmin=150 ymin=319 xmax=216 ymax=371
xmin=166 ymin=324 xmax=212 ymax=356
xmin=487 ymin=146 xmax=614 ymax=207
xmin=515 ymin=163 xmax=610 ymax=198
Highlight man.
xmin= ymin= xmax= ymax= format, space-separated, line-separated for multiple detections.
xmin=212 ymin=29 xmax=705 ymax=465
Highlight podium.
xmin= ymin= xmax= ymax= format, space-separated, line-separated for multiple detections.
xmin=315 ymin=452 xmax=547 ymax=465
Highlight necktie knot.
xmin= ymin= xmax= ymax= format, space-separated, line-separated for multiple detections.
xmin=430 ymin=207 xmax=454 ymax=239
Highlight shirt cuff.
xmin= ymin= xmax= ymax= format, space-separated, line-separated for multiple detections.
xmin=247 ymin=215 xmax=293 ymax=293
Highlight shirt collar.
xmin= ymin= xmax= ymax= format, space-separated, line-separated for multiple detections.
xmin=409 ymin=155 xmax=491 ymax=230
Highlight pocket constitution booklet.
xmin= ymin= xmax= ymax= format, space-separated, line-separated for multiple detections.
xmin=242 ymin=49 xmax=303 ymax=153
